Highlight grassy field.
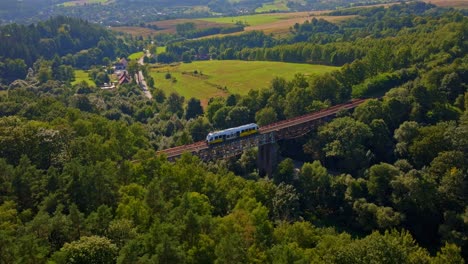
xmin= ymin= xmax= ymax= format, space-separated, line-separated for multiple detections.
xmin=156 ymin=46 xmax=167 ymax=54
xmin=150 ymin=60 xmax=338 ymax=107
xmin=255 ymin=0 xmax=289 ymax=12
xmin=72 ymin=70 xmax=96 ymax=86
xmin=129 ymin=51 xmax=144 ymax=60
xmin=200 ymin=13 xmax=291 ymax=26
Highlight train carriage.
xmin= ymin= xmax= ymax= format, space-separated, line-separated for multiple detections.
xmin=206 ymin=123 xmax=259 ymax=145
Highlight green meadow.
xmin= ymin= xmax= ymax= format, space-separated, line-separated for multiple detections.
xmin=150 ymin=60 xmax=338 ymax=106
xmin=200 ymin=13 xmax=291 ymax=26
xmin=128 ymin=51 xmax=144 ymax=60
xmin=255 ymin=1 xmax=289 ymax=12
xmin=156 ymin=46 xmax=167 ymax=54
xmin=72 ymin=70 xmax=96 ymax=86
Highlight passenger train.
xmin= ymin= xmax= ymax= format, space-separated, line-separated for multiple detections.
xmin=206 ymin=123 xmax=259 ymax=145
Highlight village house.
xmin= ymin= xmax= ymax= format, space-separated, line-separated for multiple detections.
xmin=114 ymin=58 xmax=128 ymax=71
xmin=118 ymin=71 xmax=131 ymax=86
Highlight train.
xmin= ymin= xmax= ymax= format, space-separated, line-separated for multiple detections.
xmin=206 ymin=123 xmax=259 ymax=145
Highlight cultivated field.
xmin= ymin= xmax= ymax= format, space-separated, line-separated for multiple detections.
xmin=112 ymin=3 xmax=394 ymax=38
xmin=199 ymin=11 xmax=355 ymax=36
xmin=244 ymin=14 xmax=355 ymax=36
xmin=110 ymin=27 xmax=159 ymax=37
xmin=72 ymin=70 xmax=96 ymax=86
xmin=149 ymin=60 xmax=338 ymax=107
xmin=422 ymin=0 xmax=468 ymax=8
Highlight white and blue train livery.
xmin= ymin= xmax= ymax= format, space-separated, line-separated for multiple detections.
xmin=206 ymin=123 xmax=259 ymax=145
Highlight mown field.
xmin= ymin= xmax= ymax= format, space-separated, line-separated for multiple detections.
xmin=72 ymin=70 xmax=96 ymax=86
xmin=150 ymin=60 xmax=338 ymax=107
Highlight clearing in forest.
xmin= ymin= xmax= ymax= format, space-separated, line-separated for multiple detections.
xmin=149 ymin=60 xmax=338 ymax=107
xmin=72 ymin=70 xmax=96 ymax=86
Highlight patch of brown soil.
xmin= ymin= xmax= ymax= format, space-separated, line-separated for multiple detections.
xmin=245 ymin=14 xmax=356 ymax=35
xmin=422 ymin=0 xmax=468 ymax=8
xmin=110 ymin=26 xmax=159 ymax=37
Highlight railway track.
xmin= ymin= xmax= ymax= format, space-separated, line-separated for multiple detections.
xmin=260 ymin=98 xmax=365 ymax=133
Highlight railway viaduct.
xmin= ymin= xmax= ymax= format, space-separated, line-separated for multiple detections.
xmin=157 ymin=99 xmax=367 ymax=176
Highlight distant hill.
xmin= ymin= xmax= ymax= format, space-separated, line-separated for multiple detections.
xmin=0 ymin=0 xmax=69 ymax=24
xmin=0 ymin=16 xmax=124 ymax=65
xmin=1 ymin=0 xmax=409 ymax=26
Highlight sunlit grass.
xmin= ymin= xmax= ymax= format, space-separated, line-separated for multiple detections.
xmin=255 ymin=1 xmax=289 ymax=12
xmin=128 ymin=51 xmax=144 ymax=60
xmin=200 ymin=13 xmax=291 ymax=26
xmin=150 ymin=60 xmax=338 ymax=106
xmin=71 ymin=70 xmax=96 ymax=86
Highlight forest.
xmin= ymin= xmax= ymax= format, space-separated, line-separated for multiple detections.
xmin=0 ymin=2 xmax=467 ymax=263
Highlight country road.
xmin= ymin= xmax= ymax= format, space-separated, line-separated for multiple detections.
xmin=137 ymin=52 xmax=153 ymax=100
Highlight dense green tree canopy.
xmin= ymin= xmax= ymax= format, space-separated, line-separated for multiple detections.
xmin=0 ymin=3 xmax=466 ymax=262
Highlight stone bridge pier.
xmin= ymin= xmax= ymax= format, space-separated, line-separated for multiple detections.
xmin=257 ymin=142 xmax=279 ymax=177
